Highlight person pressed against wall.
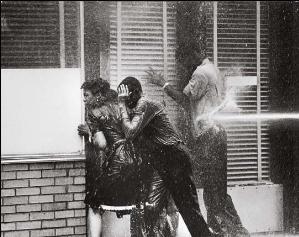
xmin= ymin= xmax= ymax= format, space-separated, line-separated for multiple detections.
xmin=78 ymin=78 xmax=178 ymax=237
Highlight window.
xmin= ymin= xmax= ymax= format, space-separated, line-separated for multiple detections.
xmin=1 ymin=1 xmax=83 ymax=160
xmin=1 ymin=1 xmax=80 ymax=68
xmin=207 ymin=1 xmax=270 ymax=184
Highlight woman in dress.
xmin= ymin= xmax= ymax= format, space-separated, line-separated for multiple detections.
xmin=79 ymin=78 xmax=177 ymax=236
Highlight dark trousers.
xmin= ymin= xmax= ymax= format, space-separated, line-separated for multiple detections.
xmin=150 ymin=143 xmax=211 ymax=237
xmin=196 ymin=125 xmax=250 ymax=236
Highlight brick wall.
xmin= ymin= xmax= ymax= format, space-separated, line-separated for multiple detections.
xmin=1 ymin=161 xmax=87 ymax=237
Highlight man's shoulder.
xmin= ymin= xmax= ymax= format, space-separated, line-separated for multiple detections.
xmin=138 ymin=97 xmax=164 ymax=109
xmin=132 ymin=97 xmax=165 ymax=117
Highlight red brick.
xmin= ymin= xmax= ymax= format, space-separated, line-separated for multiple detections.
xmin=69 ymin=168 xmax=85 ymax=176
xmin=29 ymin=195 xmax=53 ymax=204
xmin=30 ymin=163 xmax=54 ymax=170
xmin=67 ymin=217 xmax=86 ymax=227
xmin=3 ymin=230 xmax=29 ymax=237
xmin=42 ymin=219 xmax=66 ymax=228
xmin=30 ymin=178 xmax=54 ymax=187
xmin=75 ymin=209 xmax=86 ymax=217
xmin=1 ymin=189 xmax=15 ymax=197
xmin=54 ymin=194 xmax=73 ymax=202
xmin=55 ymin=163 xmax=73 ymax=169
xmin=1 ymin=206 xmax=16 ymax=214
xmin=42 ymin=170 xmax=66 ymax=178
xmin=67 ymin=201 xmax=85 ymax=209
xmin=3 ymin=180 xmax=29 ymax=188
xmin=56 ymin=227 xmax=74 ymax=236
xmin=74 ymin=193 xmax=85 ymax=201
xmin=75 ymin=226 xmax=87 ymax=234
xmin=3 ymin=196 xmax=28 ymax=205
xmin=1 ymin=223 xmax=15 ymax=231
xmin=55 ymin=177 xmax=73 ymax=185
xmin=30 ymin=211 xmax=54 ymax=220
xmin=42 ymin=202 xmax=66 ymax=211
xmin=67 ymin=185 xmax=85 ymax=193
xmin=16 ymin=221 xmax=41 ymax=230
xmin=4 ymin=213 xmax=29 ymax=222
xmin=55 ymin=210 xmax=74 ymax=219
xmin=74 ymin=177 xmax=85 ymax=184
xmin=17 ymin=171 xmax=41 ymax=179
xmin=1 ymin=172 xmax=16 ymax=180
xmin=16 ymin=187 xmax=40 ymax=196
xmin=30 ymin=229 xmax=55 ymax=237
xmin=2 ymin=164 xmax=29 ymax=172
xmin=41 ymin=186 xmax=66 ymax=194
xmin=17 ymin=204 xmax=41 ymax=213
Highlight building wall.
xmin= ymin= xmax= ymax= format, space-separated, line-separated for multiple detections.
xmin=1 ymin=161 xmax=284 ymax=236
xmin=1 ymin=161 xmax=86 ymax=237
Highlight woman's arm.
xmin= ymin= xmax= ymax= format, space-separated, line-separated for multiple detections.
xmin=93 ymin=131 xmax=107 ymax=150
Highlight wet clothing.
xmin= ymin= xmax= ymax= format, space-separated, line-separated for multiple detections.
xmin=84 ymin=101 xmax=177 ymax=236
xmin=193 ymin=124 xmax=249 ymax=236
xmin=183 ymin=58 xmax=250 ymax=236
xmin=121 ymin=97 xmax=212 ymax=237
xmin=183 ymin=58 xmax=223 ymax=137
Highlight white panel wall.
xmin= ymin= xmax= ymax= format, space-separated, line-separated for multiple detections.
xmin=1 ymin=69 xmax=83 ymax=156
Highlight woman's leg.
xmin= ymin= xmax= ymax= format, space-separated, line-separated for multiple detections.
xmin=88 ymin=207 xmax=102 ymax=237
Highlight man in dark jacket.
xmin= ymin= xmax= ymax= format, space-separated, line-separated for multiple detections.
xmin=117 ymin=76 xmax=218 ymax=237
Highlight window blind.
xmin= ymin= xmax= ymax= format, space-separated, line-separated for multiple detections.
xmin=1 ymin=1 xmax=60 ymax=68
xmin=109 ymin=1 xmax=178 ymax=123
xmin=1 ymin=1 xmax=80 ymax=69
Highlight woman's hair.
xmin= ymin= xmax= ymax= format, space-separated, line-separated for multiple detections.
xmin=81 ymin=78 xmax=118 ymax=106
xmin=81 ymin=78 xmax=110 ymax=96
xmin=118 ymin=77 xmax=142 ymax=109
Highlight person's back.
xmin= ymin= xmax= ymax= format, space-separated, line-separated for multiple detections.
xmin=183 ymin=58 xmax=223 ymax=137
xmin=131 ymin=97 xmax=182 ymax=147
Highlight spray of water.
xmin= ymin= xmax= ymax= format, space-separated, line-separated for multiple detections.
xmin=212 ymin=113 xmax=299 ymax=122
xmin=196 ymin=66 xmax=299 ymax=123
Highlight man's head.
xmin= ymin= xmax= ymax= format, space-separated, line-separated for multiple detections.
xmin=118 ymin=76 xmax=142 ymax=109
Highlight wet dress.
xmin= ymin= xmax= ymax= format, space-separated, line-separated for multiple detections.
xmin=84 ymin=100 xmax=177 ymax=236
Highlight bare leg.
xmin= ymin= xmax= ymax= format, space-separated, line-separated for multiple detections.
xmin=88 ymin=207 xmax=102 ymax=237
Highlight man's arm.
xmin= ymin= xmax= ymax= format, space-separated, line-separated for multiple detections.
xmin=163 ymin=84 xmax=190 ymax=111
xmin=118 ymin=84 xmax=144 ymax=140
xmin=145 ymin=67 xmax=190 ymax=110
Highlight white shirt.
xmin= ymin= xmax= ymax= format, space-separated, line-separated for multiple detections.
xmin=183 ymin=58 xmax=222 ymax=137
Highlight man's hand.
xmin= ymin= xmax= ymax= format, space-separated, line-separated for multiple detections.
xmin=145 ymin=67 xmax=166 ymax=87
xmin=117 ymin=84 xmax=130 ymax=103
xmin=77 ymin=124 xmax=90 ymax=139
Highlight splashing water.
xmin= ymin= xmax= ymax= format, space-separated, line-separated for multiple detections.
xmin=212 ymin=113 xmax=299 ymax=122
xmin=196 ymin=66 xmax=299 ymax=123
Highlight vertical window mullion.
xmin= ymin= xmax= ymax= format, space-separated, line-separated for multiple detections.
xmin=59 ymin=1 xmax=65 ymax=68
xmin=213 ymin=1 xmax=218 ymax=67
xmin=79 ymin=1 xmax=85 ymax=153
xmin=256 ymin=1 xmax=262 ymax=182
xmin=163 ymin=2 xmax=168 ymax=82
xmin=116 ymin=1 xmax=122 ymax=83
